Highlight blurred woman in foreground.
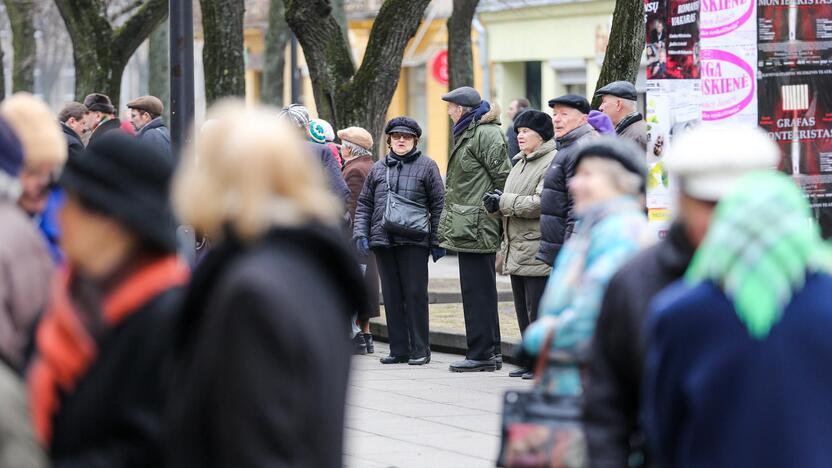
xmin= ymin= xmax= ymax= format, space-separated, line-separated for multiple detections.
xmin=165 ymin=102 xmax=366 ymax=468
xmin=28 ymin=133 xmax=187 ymax=466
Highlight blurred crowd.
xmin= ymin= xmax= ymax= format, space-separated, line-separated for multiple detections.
xmin=0 ymin=79 xmax=830 ymax=468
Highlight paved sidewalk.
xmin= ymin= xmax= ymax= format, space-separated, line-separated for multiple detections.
xmin=344 ymin=342 xmax=533 ymax=468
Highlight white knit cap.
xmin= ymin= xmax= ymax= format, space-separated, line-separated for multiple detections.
xmin=665 ymin=125 xmax=781 ymax=201
xmin=314 ymin=118 xmax=336 ymax=142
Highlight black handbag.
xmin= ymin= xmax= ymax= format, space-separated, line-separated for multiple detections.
xmin=382 ymin=165 xmax=430 ymax=239
xmin=496 ymin=331 xmax=588 ymax=468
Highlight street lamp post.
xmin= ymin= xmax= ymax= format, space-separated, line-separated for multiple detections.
xmin=170 ymin=0 xmax=195 ymax=157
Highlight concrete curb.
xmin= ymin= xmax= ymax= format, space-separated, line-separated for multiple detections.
xmin=369 ymin=321 xmax=522 ymax=365
xmin=385 ymin=290 xmax=514 ymax=305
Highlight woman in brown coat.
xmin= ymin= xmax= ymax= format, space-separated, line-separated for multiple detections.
xmin=339 ymin=126 xmax=380 ymax=354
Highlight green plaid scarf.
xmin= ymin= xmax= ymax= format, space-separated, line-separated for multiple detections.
xmin=685 ymin=171 xmax=832 ymax=339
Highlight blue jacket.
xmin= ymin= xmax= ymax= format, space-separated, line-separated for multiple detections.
xmin=138 ymin=117 xmax=172 ymax=159
xmin=643 ymin=273 xmax=832 ymax=468
xmin=39 ymin=189 xmax=65 ymax=264
xmin=306 ymin=142 xmax=350 ymax=209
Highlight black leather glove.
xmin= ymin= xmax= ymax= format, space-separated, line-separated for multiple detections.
xmin=482 ymin=190 xmax=502 ymax=214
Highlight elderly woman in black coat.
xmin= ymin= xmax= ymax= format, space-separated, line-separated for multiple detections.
xmin=165 ymin=102 xmax=366 ymax=468
xmin=353 ymin=117 xmax=445 ymax=365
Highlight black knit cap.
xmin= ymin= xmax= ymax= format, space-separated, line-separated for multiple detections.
xmin=83 ymin=93 xmax=115 ymax=114
xmin=574 ymin=137 xmax=647 ymax=192
xmin=384 ymin=116 xmax=422 ymax=138
xmin=513 ymin=109 xmax=554 ymax=142
xmin=59 ymin=132 xmax=178 ymax=252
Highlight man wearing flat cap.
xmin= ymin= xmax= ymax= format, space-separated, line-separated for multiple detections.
xmin=537 ymin=94 xmax=595 ymax=268
xmin=583 ymin=125 xmax=780 ymax=468
xmin=596 ymin=81 xmax=648 ymax=151
xmin=84 ymin=93 xmax=122 ymax=146
xmin=128 ymin=95 xmax=171 ymax=159
xmin=440 ymin=86 xmax=511 ymax=373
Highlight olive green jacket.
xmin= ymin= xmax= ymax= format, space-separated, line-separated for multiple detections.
xmin=438 ymin=105 xmax=511 ymax=253
xmin=497 ymin=139 xmax=557 ymax=277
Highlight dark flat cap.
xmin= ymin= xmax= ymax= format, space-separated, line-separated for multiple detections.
xmin=441 ymin=86 xmax=482 ymax=107
xmin=547 ymin=94 xmax=590 ymax=114
xmin=127 ymin=95 xmax=164 ymax=116
xmin=594 ymin=81 xmax=638 ymax=101
xmin=83 ymin=93 xmax=115 ymax=114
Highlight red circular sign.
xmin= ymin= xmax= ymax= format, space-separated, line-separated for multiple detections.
xmin=432 ymin=50 xmax=449 ymax=86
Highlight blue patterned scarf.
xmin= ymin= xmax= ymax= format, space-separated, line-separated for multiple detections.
xmin=452 ymin=101 xmax=491 ymax=139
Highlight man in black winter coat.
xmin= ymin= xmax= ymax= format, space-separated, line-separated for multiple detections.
xmin=584 ymin=126 xmax=781 ymax=468
xmin=536 ymin=94 xmax=595 ymax=266
xmin=58 ymin=102 xmax=87 ymax=161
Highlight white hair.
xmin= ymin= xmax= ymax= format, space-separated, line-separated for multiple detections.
xmin=589 ymin=157 xmax=642 ymax=196
xmin=620 ymin=98 xmax=637 ymax=111
xmin=342 ymin=140 xmax=372 ymax=159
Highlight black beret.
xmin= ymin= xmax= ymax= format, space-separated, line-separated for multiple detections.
xmin=513 ymin=109 xmax=554 ymax=142
xmin=574 ymin=137 xmax=647 ymax=192
xmin=547 ymin=94 xmax=591 ymax=115
xmin=384 ymin=116 xmax=422 ymax=138
xmin=594 ymin=81 xmax=638 ymax=101
xmin=441 ymin=86 xmax=482 ymax=107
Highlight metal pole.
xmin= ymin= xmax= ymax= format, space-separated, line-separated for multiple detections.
xmin=290 ymin=33 xmax=300 ymax=104
xmin=170 ymin=0 xmax=195 ymax=157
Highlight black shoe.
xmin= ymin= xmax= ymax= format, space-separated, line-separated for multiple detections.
xmin=449 ymin=359 xmax=497 ymax=373
xmin=408 ymin=355 xmax=431 ymax=366
xmin=352 ymin=333 xmax=367 ymax=355
xmin=493 ymin=354 xmax=503 ymax=370
xmin=379 ymin=355 xmax=409 ymax=364
xmin=522 ymin=371 xmax=534 ymax=380
xmin=509 ymin=367 xmax=528 ymax=378
xmin=363 ymin=333 xmax=375 ymax=354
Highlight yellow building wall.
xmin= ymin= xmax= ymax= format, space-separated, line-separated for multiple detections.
xmin=481 ymin=0 xmax=614 ymax=102
xmin=249 ymin=16 xmax=483 ymax=174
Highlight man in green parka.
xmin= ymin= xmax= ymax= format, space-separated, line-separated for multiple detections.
xmin=439 ymin=86 xmax=511 ymax=372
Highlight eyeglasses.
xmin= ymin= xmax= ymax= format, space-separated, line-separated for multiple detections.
xmin=390 ymin=133 xmax=414 ymax=141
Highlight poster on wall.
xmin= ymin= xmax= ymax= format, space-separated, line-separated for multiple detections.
xmin=700 ymin=0 xmax=758 ymax=126
xmin=758 ymin=2 xmax=832 ymax=237
xmin=646 ymin=0 xmax=701 ymax=80
xmin=644 ymin=0 xmax=701 ymax=240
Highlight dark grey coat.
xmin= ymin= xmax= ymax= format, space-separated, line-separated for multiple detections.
xmin=353 ymin=150 xmax=445 ymax=249
xmin=536 ymin=123 xmax=595 ymax=266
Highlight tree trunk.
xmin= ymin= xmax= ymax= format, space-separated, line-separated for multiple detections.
xmin=3 ymin=0 xmax=36 ymax=93
xmin=285 ymin=0 xmax=430 ymax=154
xmin=261 ymin=0 xmax=289 ymax=107
xmin=591 ymin=0 xmax=644 ymax=108
xmin=148 ymin=18 xmax=169 ymax=119
xmin=200 ymin=0 xmax=246 ymax=105
xmin=54 ymin=0 xmax=168 ymax=108
xmin=447 ymin=0 xmax=478 ymax=92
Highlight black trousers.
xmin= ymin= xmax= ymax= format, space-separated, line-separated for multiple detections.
xmin=458 ymin=252 xmax=500 ymax=361
xmin=509 ymin=275 xmax=547 ymax=335
xmin=375 ymin=245 xmax=430 ymax=358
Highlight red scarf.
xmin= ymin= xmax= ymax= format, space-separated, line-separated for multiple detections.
xmin=27 ymin=256 xmax=189 ymax=445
